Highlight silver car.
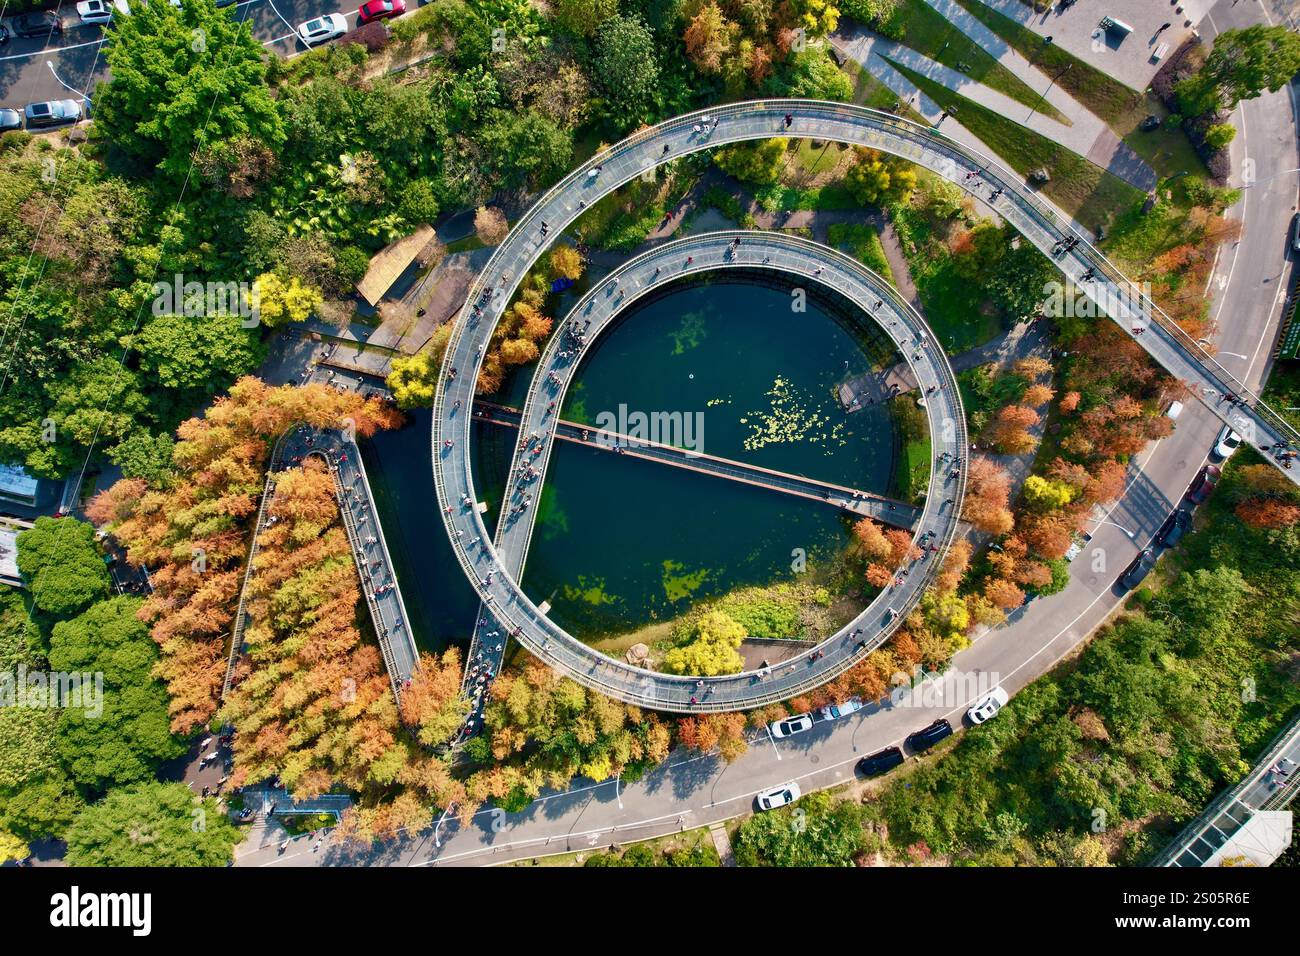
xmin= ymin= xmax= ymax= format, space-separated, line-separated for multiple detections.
xmin=24 ymin=100 xmax=82 ymax=129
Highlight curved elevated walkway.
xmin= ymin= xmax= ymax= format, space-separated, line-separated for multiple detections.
xmin=437 ymin=100 xmax=1298 ymax=714
xmin=449 ymin=232 xmax=966 ymax=713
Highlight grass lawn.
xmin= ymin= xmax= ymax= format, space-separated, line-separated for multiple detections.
xmin=884 ymin=57 xmax=1145 ymax=231
xmin=827 ymin=221 xmax=894 ymax=281
xmin=891 ymin=202 xmax=1005 ymax=353
xmin=1114 ymin=96 xmax=1211 ymax=182
xmin=897 ymin=430 xmax=932 ymax=502
xmin=883 ymin=0 xmax=1069 ymax=124
xmin=893 ymin=396 xmax=932 ymax=502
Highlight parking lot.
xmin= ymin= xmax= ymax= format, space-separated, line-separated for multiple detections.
xmin=0 ymin=0 xmax=362 ymax=118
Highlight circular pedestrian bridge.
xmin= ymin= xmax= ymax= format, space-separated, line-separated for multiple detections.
xmin=435 ymin=98 xmax=1299 ymax=713
xmin=439 ymin=228 xmax=965 ymax=712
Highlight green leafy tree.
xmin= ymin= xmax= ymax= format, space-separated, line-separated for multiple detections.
xmin=65 ymin=782 xmax=240 ymax=867
xmin=988 ymin=239 xmax=1056 ymax=321
xmin=765 ymin=48 xmax=853 ymax=101
xmin=94 ymin=0 xmax=285 ymax=180
xmin=133 ymin=312 xmax=264 ymax=397
xmin=845 ymin=148 xmax=917 ymax=206
xmin=1177 ymin=25 xmax=1300 ymax=115
xmin=733 ymin=791 xmax=867 ymax=865
xmin=595 ymin=15 xmax=662 ymax=125
xmin=0 ymin=589 xmax=42 ymax=671
xmin=556 ymin=0 xmax=618 ymax=36
xmin=48 ymin=596 xmax=184 ymax=791
xmin=1203 ymin=123 xmax=1236 ymax=150
xmin=107 ymin=430 xmax=178 ymax=486
xmin=16 ymin=517 xmax=110 ymax=619
xmin=477 ymin=110 xmax=574 ymax=190
xmin=715 ymin=138 xmax=788 ymax=186
xmin=0 ymin=708 xmax=84 ymax=853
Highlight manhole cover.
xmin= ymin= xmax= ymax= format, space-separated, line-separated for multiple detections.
xmin=810 ymin=755 xmax=821 ymax=765
xmin=1177 ymin=459 xmax=1187 ymax=469
xmin=1088 ymin=576 xmax=1098 ymax=586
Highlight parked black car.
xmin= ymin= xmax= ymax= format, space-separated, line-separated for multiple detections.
xmin=905 ymin=719 xmax=953 ymax=753
xmin=857 ymin=746 xmax=905 ymax=777
xmin=12 ymin=11 xmax=64 ymax=38
xmin=1119 ymin=548 xmax=1156 ymax=590
xmin=1154 ymin=508 xmax=1192 ymax=549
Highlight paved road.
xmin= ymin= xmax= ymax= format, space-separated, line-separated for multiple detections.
xmin=0 ymin=0 xmax=359 ymax=113
xmin=448 ymin=230 xmax=968 ymax=714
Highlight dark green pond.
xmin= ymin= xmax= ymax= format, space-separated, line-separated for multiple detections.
xmin=364 ymin=274 xmax=904 ymax=650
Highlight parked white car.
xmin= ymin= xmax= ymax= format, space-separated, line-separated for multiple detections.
xmin=819 ymin=699 xmax=864 ymax=721
xmin=1213 ymin=424 xmax=1243 ymax=461
xmin=297 ymin=13 xmax=348 ymax=46
xmin=75 ymin=0 xmax=114 ymax=24
xmin=770 ymin=713 xmax=814 ymax=738
xmin=966 ymin=686 xmax=1010 ymax=725
xmin=755 ymin=782 xmax=801 ymax=812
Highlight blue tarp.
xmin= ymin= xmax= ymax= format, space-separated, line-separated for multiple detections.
xmin=550 ymin=277 xmax=575 ymax=294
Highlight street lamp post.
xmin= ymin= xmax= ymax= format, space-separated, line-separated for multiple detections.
xmin=1026 ymin=63 xmax=1070 ymax=124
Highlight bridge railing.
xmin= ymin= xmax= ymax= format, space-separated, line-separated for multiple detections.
xmin=1148 ymin=708 xmax=1300 ymax=866
xmin=442 ymin=231 xmax=968 ymax=710
xmin=221 ymin=428 xmax=293 ymax=700
xmin=321 ymin=450 xmax=404 ymax=703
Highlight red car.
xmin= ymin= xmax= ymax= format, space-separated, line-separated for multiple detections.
xmin=357 ymin=0 xmax=405 ymax=25
xmin=1186 ymin=464 xmax=1221 ymax=505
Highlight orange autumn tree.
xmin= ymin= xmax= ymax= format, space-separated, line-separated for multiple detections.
xmin=216 ymin=456 xmax=469 ymax=838
xmin=85 ymin=377 xmax=402 ymax=735
xmin=1231 ymin=464 xmax=1300 ymax=530
xmin=962 ymin=456 xmax=1014 ymax=535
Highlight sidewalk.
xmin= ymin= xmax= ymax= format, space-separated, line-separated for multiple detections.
xmin=920 ymin=0 xmax=1156 ymax=190
xmin=973 ymin=0 xmax=1212 ymax=93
